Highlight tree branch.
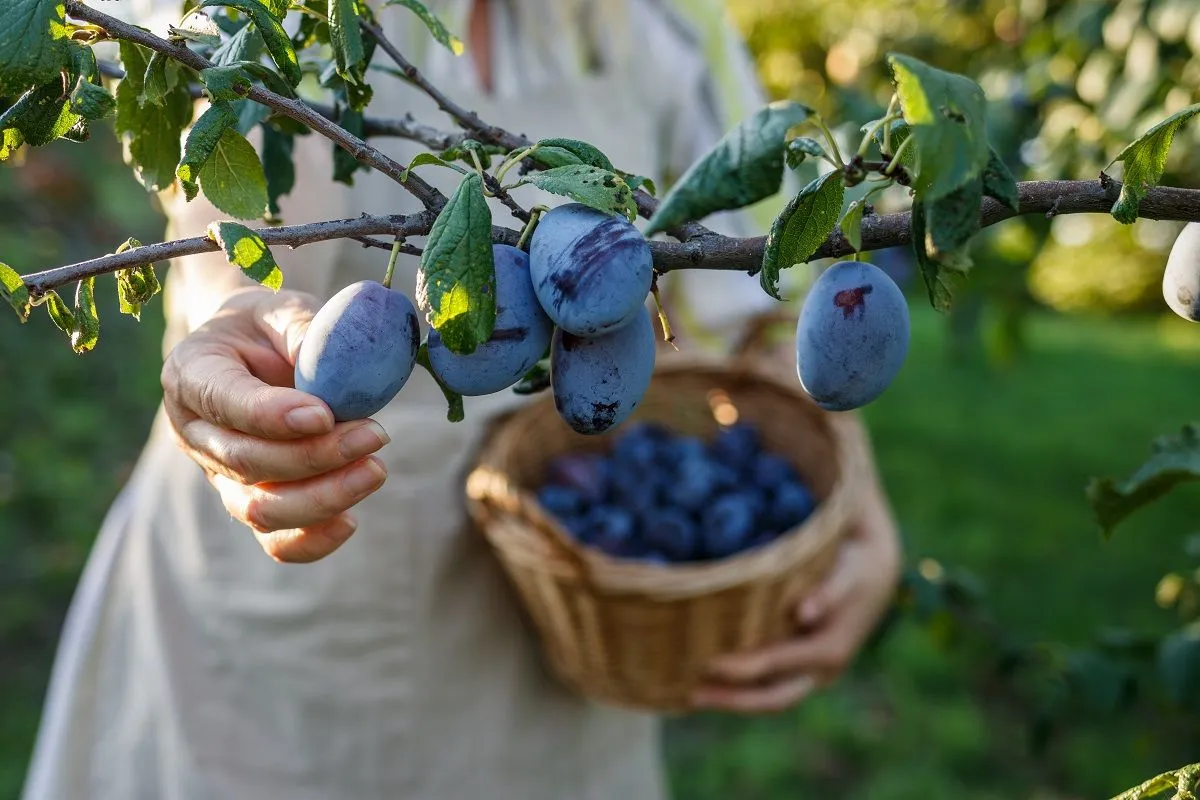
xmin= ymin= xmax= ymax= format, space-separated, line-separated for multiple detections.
xmin=67 ymin=0 xmax=447 ymax=210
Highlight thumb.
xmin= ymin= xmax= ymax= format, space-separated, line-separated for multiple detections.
xmin=258 ymin=290 xmax=320 ymax=366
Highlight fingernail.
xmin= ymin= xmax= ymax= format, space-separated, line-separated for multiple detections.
xmin=338 ymin=421 xmax=390 ymax=459
xmin=285 ymin=405 xmax=332 ymax=435
xmin=345 ymin=458 xmax=387 ymax=496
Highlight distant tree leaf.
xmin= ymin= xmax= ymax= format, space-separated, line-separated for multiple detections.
xmin=646 ymin=100 xmax=812 ymax=236
xmin=530 ymin=138 xmax=615 ymax=171
xmin=887 ymin=53 xmax=989 ymax=201
xmin=516 ymin=165 xmax=637 ymax=221
xmin=332 ymin=105 xmax=366 ymax=184
xmin=207 ymin=220 xmax=283 ymax=289
xmin=759 ymin=169 xmax=844 ymax=299
xmin=116 ymin=41 xmax=194 ymax=192
xmin=1087 ymin=424 xmax=1200 ymax=538
xmin=0 ymin=0 xmax=68 ymax=96
xmin=177 ymin=101 xmax=239 ymax=201
xmin=840 ymin=199 xmax=865 ymax=252
xmin=786 ymin=137 xmax=826 ymax=170
xmin=982 ymin=148 xmax=1019 ymax=212
xmin=383 ymin=0 xmax=464 ymax=55
xmin=1107 ymin=104 xmax=1200 ymax=225
xmin=415 ymin=343 xmax=466 ymax=422
xmin=261 ymin=125 xmax=295 ymax=217
xmin=0 ymin=263 xmax=30 ymax=322
xmin=1065 ymin=649 xmax=1132 ymax=715
xmin=71 ymin=276 xmax=99 ymax=353
xmin=1158 ymin=625 xmax=1200 ymax=711
xmin=926 ymin=176 xmax=982 ymax=256
xmin=415 ymin=173 xmax=495 ymax=355
xmin=199 ymin=0 xmax=302 ymax=86
xmin=197 ymin=127 xmax=269 ymax=219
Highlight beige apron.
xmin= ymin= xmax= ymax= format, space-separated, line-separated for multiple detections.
xmin=22 ymin=2 xmax=779 ymax=797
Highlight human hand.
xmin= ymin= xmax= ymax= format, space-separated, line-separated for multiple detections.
xmin=691 ymin=471 xmax=902 ymax=713
xmin=160 ymin=287 xmax=390 ymax=563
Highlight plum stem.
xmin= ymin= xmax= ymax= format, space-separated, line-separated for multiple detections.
xmin=516 ymin=206 xmax=547 ymax=251
xmin=495 ymin=144 xmax=540 ymax=186
xmin=883 ymin=137 xmax=914 ymax=176
xmin=650 ymin=279 xmax=678 ymax=349
xmin=382 ymin=237 xmax=403 ymax=289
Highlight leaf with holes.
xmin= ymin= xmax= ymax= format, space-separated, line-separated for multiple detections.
xmin=759 ymin=169 xmax=844 ymax=299
xmin=198 ymin=127 xmax=269 ymax=219
xmin=1107 ymin=104 xmax=1200 ymax=224
xmin=177 ymin=102 xmax=239 ymax=201
xmin=207 ymin=221 xmax=283 ymax=289
xmin=517 ymin=165 xmax=636 ymax=221
xmin=383 ymin=0 xmax=464 ymax=55
xmin=1087 ymin=424 xmax=1200 ymax=538
xmin=0 ymin=263 xmax=30 ymax=322
xmin=887 ymin=53 xmax=989 ymax=201
xmin=646 ymin=100 xmax=812 ymax=236
xmin=415 ymin=173 xmax=495 ymax=355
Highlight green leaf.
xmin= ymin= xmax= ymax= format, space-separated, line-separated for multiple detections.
xmin=142 ymin=51 xmax=172 ymax=106
xmin=0 ymin=263 xmax=30 ymax=322
xmin=0 ymin=0 xmax=69 ymax=96
xmin=261 ymin=125 xmax=295 ymax=217
xmin=232 ymin=97 xmax=270 ymax=135
xmin=415 ymin=173 xmax=495 ymax=355
xmin=416 ymin=343 xmax=466 ymax=422
xmin=261 ymin=0 xmax=290 ymax=18
xmin=116 ymin=41 xmax=194 ymax=192
xmin=517 ymin=165 xmax=637 ymax=221
xmin=329 ymin=0 xmax=366 ymax=84
xmin=177 ymin=101 xmax=239 ymax=202
xmin=402 ymin=151 xmax=464 ymax=181
xmin=207 ymin=220 xmax=283 ymax=289
xmin=3 ymin=81 xmax=82 ymax=147
xmin=1064 ymin=650 xmax=1131 ymax=715
xmin=383 ymin=0 xmax=464 ymax=55
xmin=926 ymin=176 xmax=982 ymax=257
xmin=199 ymin=0 xmax=302 ymax=86
xmin=786 ymin=137 xmax=826 ymax=170
xmin=840 ymin=198 xmax=866 ymax=252
xmin=0 ymin=128 xmax=24 ymax=161
xmin=1158 ymin=625 xmax=1200 ymax=711
xmin=887 ymin=53 xmax=989 ymax=201
xmin=759 ymin=169 xmax=844 ymax=299
xmin=622 ymin=173 xmax=656 ymax=197
xmin=69 ymin=77 xmax=116 ymax=120
xmin=197 ymin=127 xmax=269 ymax=219
xmin=71 ymin=276 xmax=99 ymax=353
xmin=531 ymin=138 xmax=615 ymax=171
xmin=982 ymin=147 xmax=1019 ymax=212
xmin=332 ymin=105 xmax=365 ymax=184
xmin=115 ymin=263 xmax=162 ymax=321
xmin=910 ymin=201 xmax=966 ymax=313
xmin=511 ymin=361 xmax=550 ymax=395
xmin=43 ymin=290 xmax=75 ymax=337
xmin=1086 ymin=424 xmax=1200 ymax=538
xmin=169 ymin=11 xmax=224 ymax=47
xmin=1107 ymin=104 xmax=1200 ymax=225
xmin=212 ymin=21 xmax=265 ymax=67
xmin=646 ymin=100 xmax=812 ymax=236
xmin=200 ymin=65 xmax=253 ymax=102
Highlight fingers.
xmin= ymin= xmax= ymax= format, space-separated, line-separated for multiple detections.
xmin=176 ymin=416 xmax=390 ymax=485
xmin=254 ymin=513 xmax=360 ymax=564
xmin=210 ymin=456 xmax=388 ymax=534
xmin=704 ymin=629 xmax=856 ymax=686
xmin=796 ymin=542 xmax=859 ymax=628
xmin=691 ymin=673 xmax=816 ymax=713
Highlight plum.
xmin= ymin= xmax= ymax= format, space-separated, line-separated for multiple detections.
xmin=550 ymin=307 xmax=656 ymax=435
xmin=795 ymin=260 xmax=910 ymax=412
xmin=710 ymin=422 xmax=762 ymax=470
xmin=770 ymin=480 xmax=816 ymax=531
xmin=528 ymin=203 xmax=653 ymax=336
xmin=537 ymin=485 xmax=585 ymax=519
xmin=1164 ymin=222 xmax=1200 ymax=322
xmin=544 ymin=452 xmax=610 ymax=506
xmin=751 ymin=452 xmax=799 ymax=489
xmin=294 ymin=280 xmax=420 ymax=422
xmin=642 ymin=507 xmax=700 ymax=562
xmin=427 ymin=244 xmax=554 ymax=395
xmin=701 ymin=492 xmax=759 ymax=559
xmin=666 ymin=457 xmax=736 ymax=513
xmin=582 ymin=505 xmax=638 ymax=556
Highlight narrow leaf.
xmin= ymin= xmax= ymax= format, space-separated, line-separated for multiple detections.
xmin=415 ymin=173 xmax=495 ymax=355
xmin=1086 ymin=424 xmax=1200 ymax=538
xmin=207 ymin=220 xmax=284 ymax=289
xmin=177 ymin=102 xmax=239 ymax=201
xmin=646 ymin=100 xmax=812 ymax=236
xmin=840 ymin=199 xmax=865 ymax=252
xmin=517 ymin=165 xmax=637 ymax=221
xmin=198 ymin=127 xmax=269 ymax=219
xmin=1107 ymin=104 xmax=1200 ymax=224
xmin=261 ymin=125 xmax=295 ymax=216
xmin=329 ymin=0 xmax=366 ymax=84
xmin=0 ymin=0 xmax=69 ymax=96
xmin=71 ymin=276 xmax=99 ymax=353
xmin=199 ymin=0 xmax=302 ymax=86
xmin=43 ymin=290 xmax=75 ymax=337
xmin=0 ymin=263 xmax=30 ymax=322
xmin=887 ymin=53 xmax=989 ymax=201
xmin=531 ymin=138 xmax=615 ymax=171
xmin=926 ymin=176 xmax=983 ymax=256
xmin=416 ymin=343 xmax=466 ymax=422
xmin=982 ymin=148 xmax=1019 ymax=212
xmin=383 ymin=0 xmax=464 ymax=55
xmin=759 ymin=169 xmax=844 ymax=299
xmin=786 ymin=137 xmax=826 ymax=170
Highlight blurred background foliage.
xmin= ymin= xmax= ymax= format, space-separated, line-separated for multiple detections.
xmin=3 ymin=0 xmax=1200 ymax=797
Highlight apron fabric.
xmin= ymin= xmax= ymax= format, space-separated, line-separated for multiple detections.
xmin=22 ymin=2 xmax=780 ymax=798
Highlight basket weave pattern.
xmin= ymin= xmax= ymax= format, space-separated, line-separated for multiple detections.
xmin=466 ymin=354 xmax=871 ymax=711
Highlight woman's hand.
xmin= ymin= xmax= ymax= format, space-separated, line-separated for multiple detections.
xmin=691 ymin=465 xmax=902 ymax=713
xmin=160 ymin=287 xmax=390 ymax=563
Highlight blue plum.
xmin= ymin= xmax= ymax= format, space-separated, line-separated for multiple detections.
xmin=795 ymin=260 xmax=910 ymax=412
xmin=700 ymin=493 xmax=759 ymax=559
xmin=550 ymin=307 xmax=656 ymax=435
xmin=1164 ymin=222 xmax=1200 ymax=322
xmin=710 ymin=422 xmax=761 ymax=471
xmin=544 ymin=452 xmax=610 ymax=505
xmin=665 ymin=457 xmax=736 ymax=513
xmin=642 ymin=507 xmax=700 ymax=562
xmin=751 ymin=452 xmax=799 ymax=489
xmin=770 ymin=480 xmax=816 ymax=531
xmin=528 ymin=203 xmax=653 ymax=336
xmin=581 ymin=505 xmax=638 ymax=556
xmin=427 ymin=244 xmax=553 ymax=395
xmin=294 ymin=280 xmax=420 ymax=422
xmin=537 ymin=485 xmax=585 ymax=519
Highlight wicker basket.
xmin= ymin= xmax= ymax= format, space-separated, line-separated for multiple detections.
xmin=464 ymin=339 xmax=871 ymax=712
